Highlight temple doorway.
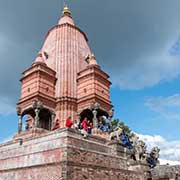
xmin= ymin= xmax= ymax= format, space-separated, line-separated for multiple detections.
xmin=79 ymin=109 xmax=93 ymax=123
xmin=79 ymin=108 xmax=109 ymax=125
xmin=38 ymin=108 xmax=52 ymax=130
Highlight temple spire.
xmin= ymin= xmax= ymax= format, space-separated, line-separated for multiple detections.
xmin=58 ymin=5 xmax=75 ymax=25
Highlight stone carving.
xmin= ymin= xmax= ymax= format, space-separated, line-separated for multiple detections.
xmin=109 ymin=128 xmax=160 ymax=169
xmin=108 ymin=108 xmax=114 ymax=119
xmin=92 ymin=109 xmax=98 ymax=129
xmin=130 ymin=134 xmax=139 ymax=147
xmin=132 ymin=140 xmax=147 ymax=162
xmin=91 ymin=102 xmax=100 ymax=129
xmin=146 ymin=147 xmax=160 ymax=168
xmin=110 ymin=126 xmax=123 ymax=141
xmin=16 ymin=106 xmax=21 ymax=116
xmin=85 ymin=54 xmax=98 ymax=65
xmin=32 ymin=100 xmax=43 ymax=128
xmin=93 ymin=102 xmax=100 ymax=110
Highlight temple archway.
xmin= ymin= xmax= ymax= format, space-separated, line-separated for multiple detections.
xmin=38 ymin=108 xmax=52 ymax=130
xmin=96 ymin=109 xmax=109 ymax=119
xmin=96 ymin=109 xmax=109 ymax=125
xmin=21 ymin=107 xmax=53 ymax=131
xmin=21 ymin=108 xmax=35 ymax=118
xmin=79 ymin=109 xmax=93 ymax=123
xmin=79 ymin=108 xmax=109 ymax=125
xmin=21 ymin=108 xmax=35 ymax=131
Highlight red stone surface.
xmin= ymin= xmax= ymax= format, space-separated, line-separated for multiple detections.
xmin=0 ymin=129 xmax=144 ymax=180
xmin=17 ymin=7 xmax=113 ymax=128
xmin=2 ymin=7 xmax=147 ymax=180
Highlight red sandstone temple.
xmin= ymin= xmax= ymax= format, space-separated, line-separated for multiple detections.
xmin=0 ymin=6 xmax=162 ymax=180
xmin=16 ymin=6 xmax=113 ymax=133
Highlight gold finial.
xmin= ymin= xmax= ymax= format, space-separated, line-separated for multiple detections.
xmin=63 ymin=5 xmax=71 ymax=15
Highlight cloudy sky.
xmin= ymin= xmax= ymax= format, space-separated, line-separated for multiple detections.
xmin=0 ymin=0 xmax=180 ymax=164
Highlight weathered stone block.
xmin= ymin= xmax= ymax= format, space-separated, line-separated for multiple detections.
xmin=0 ymin=128 xmax=144 ymax=180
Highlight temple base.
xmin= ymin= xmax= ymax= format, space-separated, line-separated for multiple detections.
xmin=0 ymin=128 xmax=146 ymax=180
xmin=13 ymin=128 xmax=49 ymax=140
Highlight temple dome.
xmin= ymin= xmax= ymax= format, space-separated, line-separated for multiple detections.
xmin=58 ymin=6 xmax=75 ymax=26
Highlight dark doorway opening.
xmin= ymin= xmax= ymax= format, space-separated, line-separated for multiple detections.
xmin=39 ymin=108 xmax=52 ymax=130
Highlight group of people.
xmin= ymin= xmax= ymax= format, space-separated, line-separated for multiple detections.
xmin=52 ymin=116 xmax=111 ymax=137
xmin=97 ymin=116 xmax=111 ymax=132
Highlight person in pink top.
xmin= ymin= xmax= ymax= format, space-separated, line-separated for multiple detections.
xmin=81 ymin=117 xmax=88 ymax=131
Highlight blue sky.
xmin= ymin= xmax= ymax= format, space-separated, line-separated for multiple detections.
xmin=0 ymin=0 xmax=180 ymax=163
xmin=111 ymin=76 xmax=180 ymax=140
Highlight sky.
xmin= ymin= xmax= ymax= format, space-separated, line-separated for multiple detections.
xmin=0 ymin=0 xmax=180 ymax=164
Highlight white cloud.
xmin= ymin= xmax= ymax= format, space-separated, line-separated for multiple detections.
xmin=137 ymin=133 xmax=180 ymax=165
xmin=159 ymin=159 xmax=180 ymax=165
xmin=112 ymin=51 xmax=180 ymax=90
xmin=145 ymin=94 xmax=180 ymax=120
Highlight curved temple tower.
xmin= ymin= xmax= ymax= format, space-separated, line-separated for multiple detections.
xmin=0 ymin=6 xmax=160 ymax=180
xmin=16 ymin=6 xmax=113 ymax=132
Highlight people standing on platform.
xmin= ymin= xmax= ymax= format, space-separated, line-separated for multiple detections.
xmin=87 ymin=120 xmax=93 ymax=135
xmin=73 ymin=120 xmax=79 ymax=130
xmin=65 ymin=116 xmax=73 ymax=128
xmin=81 ymin=117 xmax=88 ymax=131
xmin=52 ymin=119 xmax=60 ymax=130
xmin=104 ymin=122 xmax=111 ymax=132
xmin=80 ymin=117 xmax=88 ymax=137
xmin=98 ymin=120 xmax=104 ymax=131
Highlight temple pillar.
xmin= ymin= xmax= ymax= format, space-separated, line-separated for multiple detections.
xmin=16 ymin=107 xmax=22 ymax=134
xmin=92 ymin=109 xmax=98 ymax=129
xmin=51 ymin=112 xmax=56 ymax=130
xmin=33 ymin=100 xmax=43 ymax=128
xmin=34 ymin=108 xmax=40 ymax=128
xmin=18 ymin=115 xmax=22 ymax=134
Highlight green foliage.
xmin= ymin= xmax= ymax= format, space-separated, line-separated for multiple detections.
xmin=110 ymin=118 xmax=135 ymax=137
xmin=110 ymin=119 xmax=119 ymax=132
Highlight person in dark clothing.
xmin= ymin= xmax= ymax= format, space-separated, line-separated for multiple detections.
xmin=121 ymin=131 xmax=133 ymax=149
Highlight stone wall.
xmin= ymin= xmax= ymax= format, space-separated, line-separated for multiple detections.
xmin=151 ymin=165 xmax=180 ymax=180
xmin=0 ymin=128 xmax=144 ymax=180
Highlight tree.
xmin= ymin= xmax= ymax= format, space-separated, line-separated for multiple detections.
xmin=110 ymin=118 xmax=119 ymax=132
xmin=110 ymin=119 xmax=135 ymax=137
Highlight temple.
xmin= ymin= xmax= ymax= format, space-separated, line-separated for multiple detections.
xmin=0 ymin=5 xmax=177 ymax=180
xmin=16 ymin=6 xmax=113 ymax=133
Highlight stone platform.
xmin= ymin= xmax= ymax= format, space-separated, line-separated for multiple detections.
xmin=0 ymin=128 xmax=145 ymax=180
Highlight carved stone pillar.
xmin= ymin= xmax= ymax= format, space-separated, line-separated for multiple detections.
xmin=92 ymin=109 xmax=98 ymax=129
xmin=91 ymin=102 xmax=100 ymax=129
xmin=51 ymin=112 xmax=56 ymax=130
xmin=16 ymin=107 xmax=22 ymax=134
xmin=34 ymin=108 xmax=40 ymax=128
xmin=18 ymin=115 xmax=22 ymax=134
xmin=33 ymin=100 xmax=43 ymax=128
